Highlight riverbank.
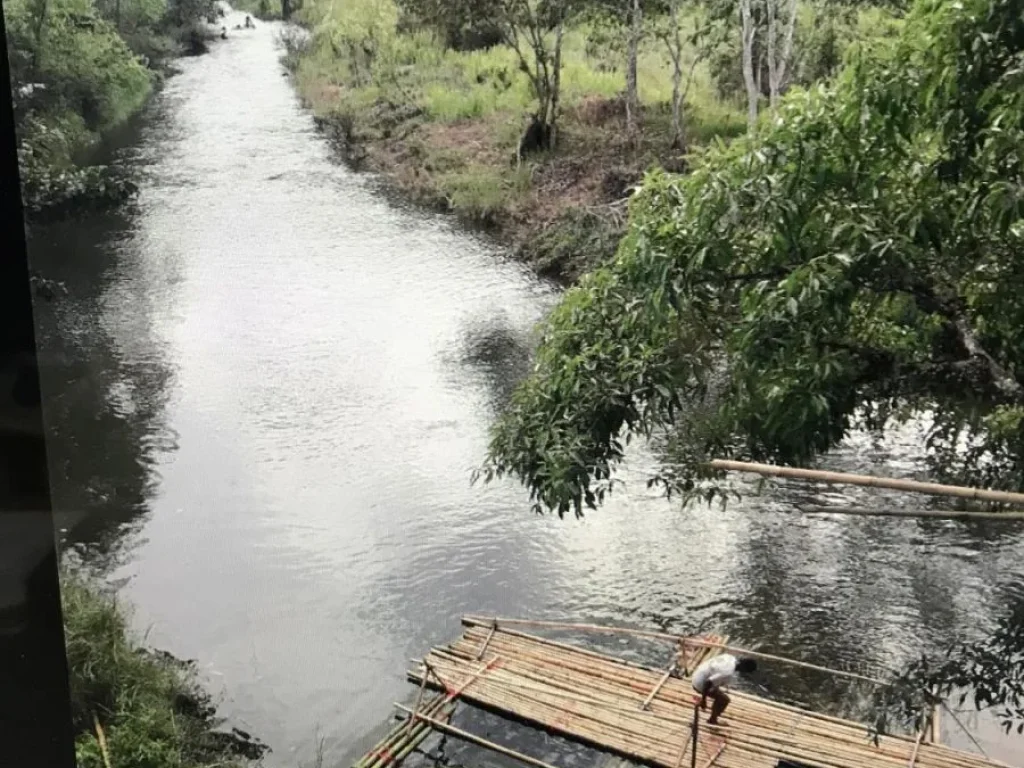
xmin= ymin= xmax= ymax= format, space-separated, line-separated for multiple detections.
xmin=282 ymin=1 xmax=755 ymax=283
xmin=62 ymin=570 xmax=268 ymax=768
xmin=5 ymin=0 xmax=223 ymax=218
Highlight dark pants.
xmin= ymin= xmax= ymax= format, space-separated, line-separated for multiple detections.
xmin=704 ymin=686 xmax=730 ymax=725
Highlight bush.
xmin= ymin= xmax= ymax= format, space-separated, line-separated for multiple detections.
xmin=5 ymin=0 xmax=215 ymax=217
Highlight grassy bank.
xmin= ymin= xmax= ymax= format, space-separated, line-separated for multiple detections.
xmin=283 ymin=0 xmax=884 ymax=282
xmin=62 ymin=570 xmax=267 ymax=768
xmin=4 ymin=0 xmax=219 ymax=217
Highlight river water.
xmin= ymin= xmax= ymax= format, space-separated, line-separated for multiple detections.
xmin=26 ymin=13 xmax=1024 ymax=768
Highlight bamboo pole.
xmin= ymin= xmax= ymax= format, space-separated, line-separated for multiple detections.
xmin=930 ymin=703 xmax=941 ymax=744
xmin=642 ymin=665 xmax=675 ymax=710
xmin=405 ymin=668 xmax=430 ymax=737
xmin=690 ymin=705 xmax=699 ymax=768
xmin=908 ymin=729 xmax=925 ymax=768
xmin=940 ymin=701 xmax=989 ymax=759
xmin=464 ymin=616 xmax=889 ymax=686
xmin=358 ymin=694 xmax=452 ymax=768
xmin=93 ymin=713 xmax=112 ymax=768
xmin=702 ymin=741 xmax=726 ymax=768
xmin=672 ymin=709 xmax=695 ymax=768
xmin=798 ymin=505 xmax=1024 ymax=521
xmin=394 ymin=704 xmax=562 ymax=768
xmin=707 ymin=459 xmax=1024 ymax=507
xmin=476 ymin=621 xmax=498 ymax=661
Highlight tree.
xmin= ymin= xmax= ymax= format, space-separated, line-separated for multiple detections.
xmin=493 ymin=0 xmax=572 ymax=141
xmin=652 ymin=0 xmax=720 ymax=149
xmin=479 ymin=0 xmax=1024 ymax=521
xmin=575 ymin=0 xmax=648 ymax=143
xmin=394 ymin=0 xmax=503 ymax=50
xmin=738 ymin=0 xmax=757 ymax=124
xmin=764 ymin=0 xmax=798 ymax=108
xmin=624 ymin=0 xmax=642 ymax=143
xmin=655 ymin=0 xmax=685 ymax=147
xmin=733 ymin=0 xmax=798 ymax=126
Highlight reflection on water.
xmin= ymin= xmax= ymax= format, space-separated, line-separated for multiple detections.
xmin=28 ymin=12 xmax=1024 ymax=768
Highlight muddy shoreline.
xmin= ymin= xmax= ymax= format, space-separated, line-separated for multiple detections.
xmin=302 ymin=93 xmax=683 ymax=285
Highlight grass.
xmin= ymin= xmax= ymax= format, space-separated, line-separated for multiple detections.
xmin=61 ymin=570 xmax=263 ymax=768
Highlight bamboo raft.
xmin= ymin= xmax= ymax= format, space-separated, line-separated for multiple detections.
xmin=387 ymin=617 xmax=1012 ymax=768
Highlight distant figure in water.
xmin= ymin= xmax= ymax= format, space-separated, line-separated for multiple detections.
xmin=220 ymin=26 xmax=228 ymax=39
xmin=244 ymin=14 xmax=255 ymax=27
xmin=689 ymin=652 xmax=756 ymax=726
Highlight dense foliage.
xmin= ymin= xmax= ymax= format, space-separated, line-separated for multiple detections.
xmin=4 ymin=0 xmax=215 ymax=215
xmin=482 ymin=0 xmax=1024 ymax=517
xmin=62 ymin=571 xmax=265 ymax=768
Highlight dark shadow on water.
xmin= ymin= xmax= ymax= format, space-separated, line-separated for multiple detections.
xmin=441 ymin=314 xmax=538 ymax=417
xmin=28 ymin=209 xmax=177 ymax=574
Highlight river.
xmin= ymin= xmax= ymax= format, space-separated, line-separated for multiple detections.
xmin=25 ymin=12 xmax=1024 ymax=768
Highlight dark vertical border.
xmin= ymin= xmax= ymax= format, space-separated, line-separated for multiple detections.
xmin=0 ymin=6 xmax=77 ymax=768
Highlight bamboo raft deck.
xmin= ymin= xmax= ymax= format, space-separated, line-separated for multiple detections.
xmin=400 ymin=618 xmax=1011 ymax=768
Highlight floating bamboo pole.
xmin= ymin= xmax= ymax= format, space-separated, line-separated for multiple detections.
xmin=940 ymin=701 xmax=989 ymax=759
xmin=405 ymin=626 xmax=1009 ymax=768
xmin=799 ymin=505 xmax=1024 ymax=521
xmin=708 ymin=459 xmax=1024 ymax=506
xmin=405 ymin=667 xmax=430 ymax=737
xmin=356 ymin=693 xmax=453 ymax=768
xmin=463 ymin=616 xmax=889 ymax=687
xmin=394 ymin=704 xmax=561 ymax=768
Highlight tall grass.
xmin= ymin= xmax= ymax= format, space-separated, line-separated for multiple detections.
xmin=294 ymin=0 xmax=735 ymax=127
xmin=62 ymin=572 xmax=257 ymax=768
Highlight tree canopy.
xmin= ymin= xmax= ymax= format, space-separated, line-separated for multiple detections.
xmin=479 ymin=0 xmax=1024 ymax=517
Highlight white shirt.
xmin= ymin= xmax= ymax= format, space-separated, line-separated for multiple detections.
xmin=691 ymin=653 xmax=738 ymax=694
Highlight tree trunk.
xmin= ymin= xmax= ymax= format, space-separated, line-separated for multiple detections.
xmin=778 ymin=0 xmax=799 ymax=100
xmin=624 ymin=0 xmax=642 ymax=146
xmin=668 ymin=0 xmax=683 ymax=149
xmin=739 ymin=0 xmax=758 ymax=128
xmin=766 ymin=0 xmax=778 ymax=108
xmin=767 ymin=0 xmax=798 ymax=108
xmin=30 ymin=0 xmax=49 ymax=76
xmin=281 ymin=0 xmax=291 ymax=20
xmin=550 ymin=17 xmax=564 ymax=148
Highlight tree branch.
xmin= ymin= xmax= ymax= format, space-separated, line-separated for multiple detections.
xmin=882 ymin=276 xmax=1024 ymax=403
